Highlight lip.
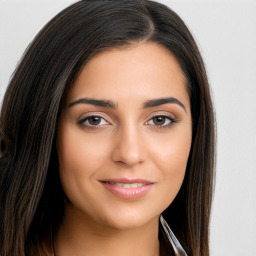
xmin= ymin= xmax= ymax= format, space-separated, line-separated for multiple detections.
xmin=99 ymin=178 xmax=155 ymax=199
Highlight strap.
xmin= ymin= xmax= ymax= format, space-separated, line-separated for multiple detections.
xmin=160 ymin=215 xmax=188 ymax=256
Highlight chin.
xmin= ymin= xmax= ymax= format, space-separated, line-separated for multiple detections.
xmin=94 ymin=209 xmax=159 ymax=231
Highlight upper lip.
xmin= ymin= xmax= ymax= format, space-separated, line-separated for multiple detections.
xmin=99 ymin=178 xmax=154 ymax=184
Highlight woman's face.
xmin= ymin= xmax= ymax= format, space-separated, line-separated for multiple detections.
xmin=57 ymin=42 xmax=192 ymax=230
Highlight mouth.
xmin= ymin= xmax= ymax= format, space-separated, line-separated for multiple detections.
xmin=103 ymin=181 xmax=147 ymax=188
xmin=99 ymin=178 xmax=155 ymax=199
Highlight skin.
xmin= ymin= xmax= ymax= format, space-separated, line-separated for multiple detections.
xmin=56 ymin=42 xmax=192 ymax=256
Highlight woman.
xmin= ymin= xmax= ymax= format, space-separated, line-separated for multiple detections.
xmin=0 ymin=0 xmax=215 ymax=255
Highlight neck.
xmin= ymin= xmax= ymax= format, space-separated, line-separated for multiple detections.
xmin=53 ymin=204 xmax=160 ymax=256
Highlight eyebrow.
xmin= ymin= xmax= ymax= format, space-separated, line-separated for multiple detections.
xmin=143 ymin=97 xmax=186 ymax=112
xmin=68 ymin=98 xmax=117 ymax=108
xmin=68 ymin=97 xmax=186 ymax=112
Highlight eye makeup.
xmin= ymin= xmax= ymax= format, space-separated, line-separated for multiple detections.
xmin=146 ymin=115 xmax=177 ymax=129
xmin=77 ymin=113 xmax=177 ymax=130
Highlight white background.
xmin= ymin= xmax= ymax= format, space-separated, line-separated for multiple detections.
xmin=0 ymin=1 xmax=256 ymax=255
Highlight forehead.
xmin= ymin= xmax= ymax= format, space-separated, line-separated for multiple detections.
xmin=66 ymin=42 xmax=189 ymax=107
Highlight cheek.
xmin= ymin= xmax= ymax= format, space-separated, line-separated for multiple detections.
xmin=58 ymin=125 xmax=110 ymax=173
xmin=149 ymin=127 xmax=192 ymax=197
xmin=56 ymin=124 xmax=111 ymax=199
xmin=159 ymin=137 xmax=191 ymax=173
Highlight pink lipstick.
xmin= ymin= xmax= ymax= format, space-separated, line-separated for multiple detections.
xmin=100 ymin=178 xmax=154 ymax=199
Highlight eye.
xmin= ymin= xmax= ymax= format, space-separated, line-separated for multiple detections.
xmin=146 ymin=115 xmax=176 ymax=128
xmin=78 ymin=116 xmax=109 ymax=127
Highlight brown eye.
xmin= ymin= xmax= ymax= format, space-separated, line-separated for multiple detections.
xmin=87 ymin=116 xmax=101 ymax=125
xmin=147 ymin=115 xmax=176 ymax=128
xmin=152 ymin=116 xmax=166 ymax=126
xmin=78 ymin=115 xmax=109 ymax=127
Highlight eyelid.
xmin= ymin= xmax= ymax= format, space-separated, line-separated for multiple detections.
xmin=77 ymin=112 xmax=112 ymax=128
xmin=145 ymin=112 xmax=177 ymax=128
xmin=146 ymin=111 xmax=177 ymax=121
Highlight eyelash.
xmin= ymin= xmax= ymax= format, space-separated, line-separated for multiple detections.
xmin=146 ymin=115 xmax=177 ymax=128
xmin=77 ymin=115 xmax=177 ymax=129
xmin=77 ymin=116 xmax=110 ymax=128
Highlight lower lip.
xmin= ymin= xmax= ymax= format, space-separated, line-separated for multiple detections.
xmin=101 ymin=182 xmax=154 ymax=199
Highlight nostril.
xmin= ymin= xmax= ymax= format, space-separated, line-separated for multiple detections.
xmin=111 ymin=129 xmax=146 ymax=166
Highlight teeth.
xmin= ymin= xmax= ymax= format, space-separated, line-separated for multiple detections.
xmin=108 ymin=182 xmax=144 ymax=188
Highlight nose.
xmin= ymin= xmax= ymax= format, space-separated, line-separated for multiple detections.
xmin=111 ymin=124 xmax=147 ymax=167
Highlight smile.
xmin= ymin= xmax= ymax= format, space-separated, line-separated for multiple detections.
xmin=100 ymin=179 xmax=154 ymax=199
xmin=105 ymin=182 xmax=145 ymax=188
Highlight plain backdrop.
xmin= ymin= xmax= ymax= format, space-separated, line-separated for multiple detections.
xmin=0 ymin=0 xmax=256 ymax=255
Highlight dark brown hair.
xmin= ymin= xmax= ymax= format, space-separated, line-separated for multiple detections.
xmin=0 ymin=0 xmax=215 ymax=255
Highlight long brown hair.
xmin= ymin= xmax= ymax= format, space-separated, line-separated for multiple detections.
xmin=0 ymin=1 xmax=215 ymax=255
